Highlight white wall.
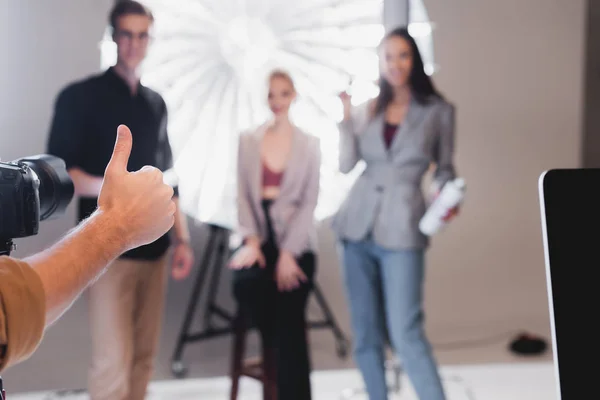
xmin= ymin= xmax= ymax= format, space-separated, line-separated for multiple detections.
xmin=422 ymin=0 xmax=585 ymax=345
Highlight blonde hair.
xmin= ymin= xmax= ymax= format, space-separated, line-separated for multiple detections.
xmin=268 ymin=69 xmax=296 ymax=92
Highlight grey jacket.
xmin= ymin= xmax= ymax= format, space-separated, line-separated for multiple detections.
xmin=331 ymin=96 xmax=457 ymax=250
xmin=237 ymin=123 xmax=321 ymax=256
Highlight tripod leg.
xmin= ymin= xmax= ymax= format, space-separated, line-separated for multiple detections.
xmin=203 ymin=227 xmax=231 ymax=329
xmin=312 ymin=283 xmax=350 ymax=358
xmin=170 ymin=226 xmax=218 ymax=377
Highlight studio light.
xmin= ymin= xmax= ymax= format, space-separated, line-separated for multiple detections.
xmin=99 ymin=0 xmax=437 ymax=230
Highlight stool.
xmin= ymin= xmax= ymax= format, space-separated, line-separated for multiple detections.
xmin=229 ymin=311 xmax=277 ymax=400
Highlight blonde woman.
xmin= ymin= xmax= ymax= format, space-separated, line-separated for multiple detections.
xmin=229 ymin=70 xmax=321 ymax=399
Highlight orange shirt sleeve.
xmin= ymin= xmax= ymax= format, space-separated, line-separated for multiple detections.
xmin=0 ymin=256 xmax=46 ymax=372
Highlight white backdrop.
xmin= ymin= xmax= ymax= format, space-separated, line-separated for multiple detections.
xmin=99 ymin=0 xmax=437 ymax=230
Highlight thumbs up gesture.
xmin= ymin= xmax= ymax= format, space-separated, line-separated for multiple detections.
xmin=97 ymin=125 xmax=176 ymax=251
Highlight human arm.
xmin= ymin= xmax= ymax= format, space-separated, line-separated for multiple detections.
xmin=275 ymin=138 xmax=320 ymax=291
xmin=156 ymin=107 xmax=194 ymax=280
xmin=236 ymin=134 xmax=261 ymax=244
xmin=24 ymin=210 xmax=127 ymax=326
xmin=0 ymin=125 xmax=176 ymax=372
xmin=228 ymin=134 xmax=265 ymax=269
xmin=432 ymin=102 xmax=457 ymax=191
xmin=170 ymin=197 xmax=194 ymax=280
xmin=338 ymin=93 xmax=361 ymax=173
xmin=29 ymin=125 xmax=176 ymax=325
xmin=67 ymin=168 xmax=103 ymax=197
xmin=0 ymin=257 xmax=46 ymax=371
xmin=46 ymin=86 xmax=102 ymax=196
xmin=432 ymin=102 xmax=459 ymax=220
xmin=171 ymin=197 xmax=190 ymax=245
xmin=279 ymin=138 xmax=321 ymax=257
xmin=0 ymin=222 xmax=115 ymax=372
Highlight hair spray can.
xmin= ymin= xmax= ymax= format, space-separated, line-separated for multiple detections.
xmin=419 ymin=177 xmax=465 ymax=236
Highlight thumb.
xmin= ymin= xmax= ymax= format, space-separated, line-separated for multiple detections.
xmin=258 ymin=252 xmax=266 ymax=268
xmin=106 ymin=125 xmax=132 ymax=174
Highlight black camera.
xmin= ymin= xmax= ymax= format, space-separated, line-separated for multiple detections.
xmin=0 ymin=154 xmax=74 ymax=256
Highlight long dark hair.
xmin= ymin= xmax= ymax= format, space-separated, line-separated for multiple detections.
xmin=372 ymin=27 xmax=442 ymax=117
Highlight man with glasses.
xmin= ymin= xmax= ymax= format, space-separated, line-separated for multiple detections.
xmin=46 ymin=2 xmax=194 ymax=399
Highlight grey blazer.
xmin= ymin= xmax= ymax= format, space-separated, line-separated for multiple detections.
xmin=331 ymin=96 xmax=457 ymax=250
xmin=236 ymin=123 xmax=321 ymax=256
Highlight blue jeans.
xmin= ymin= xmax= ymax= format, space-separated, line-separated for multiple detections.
xmin=339 ymin=238 xmax=446 ymax=400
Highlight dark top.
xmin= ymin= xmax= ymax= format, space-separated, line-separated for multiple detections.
xmin=262 ymin=162 xmax=284 ymax=187
xmin=383 ymin=122 xmax=398 ymax=149
xmin=47 ymin=67 xmax=178 ymax=261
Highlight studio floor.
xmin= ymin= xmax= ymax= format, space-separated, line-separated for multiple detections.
xmin=10 ymin=362 xmax=557 ymax=400
xmin=4 ymin=223 xmax=556 ymax=397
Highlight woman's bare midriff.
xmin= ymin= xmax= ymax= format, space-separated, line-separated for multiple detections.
xmin=262 ymin=186 xmax=280 ymax=200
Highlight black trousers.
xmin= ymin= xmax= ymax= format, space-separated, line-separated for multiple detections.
xmin=233 ymin=200 xmax=316 ymax=400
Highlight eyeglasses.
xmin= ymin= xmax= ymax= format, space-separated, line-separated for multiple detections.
xmin=114 ymin=30 xmax=152 ymax=43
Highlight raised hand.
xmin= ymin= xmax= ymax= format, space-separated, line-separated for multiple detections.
xmin=97 ymin=125 xmax=176 ymax=251
xmin=339 ymin=90 xmax=352 ymax=121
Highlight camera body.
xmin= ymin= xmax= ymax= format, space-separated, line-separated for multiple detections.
xmin=0 ymin=154 xmax=74 ymax=255
xmin=0 ymin=160 xmax=42 ymax=240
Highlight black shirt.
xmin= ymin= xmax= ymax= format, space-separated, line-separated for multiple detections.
xmin=47 ymin=67 xmax=178 ymax=261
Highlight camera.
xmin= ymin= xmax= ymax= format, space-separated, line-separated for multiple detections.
xmin=0 ymin=154 xmax=74 ymax=256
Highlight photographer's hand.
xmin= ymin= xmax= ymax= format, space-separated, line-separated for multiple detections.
xmin=97 ymin=125 xmax=176 ymax=250
xmin=24 ymin=125 xmax=176 ymax=326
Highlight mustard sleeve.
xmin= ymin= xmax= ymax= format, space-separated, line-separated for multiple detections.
xmin=0 ymin=256 xmax=46 ymax=372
